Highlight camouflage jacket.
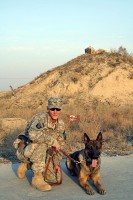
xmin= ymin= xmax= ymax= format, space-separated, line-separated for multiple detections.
xmin=24 ymin=112 xmax=66 ymax=148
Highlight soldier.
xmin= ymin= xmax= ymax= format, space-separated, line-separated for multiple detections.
xmin=13 ymin=96 xmax=66 ymax=192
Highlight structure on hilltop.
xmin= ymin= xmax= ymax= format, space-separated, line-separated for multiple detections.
xmin=85 ymin=46 xmax=106 ymax=54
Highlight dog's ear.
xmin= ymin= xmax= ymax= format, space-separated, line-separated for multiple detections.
xmin=84 ymin=133 xmax=90 ymax=144
xmin=96 ymin=132 xmax=102 ymax=142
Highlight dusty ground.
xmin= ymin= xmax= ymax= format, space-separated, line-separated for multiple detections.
xmin=0 ymin=155 xmax=133 ymax=200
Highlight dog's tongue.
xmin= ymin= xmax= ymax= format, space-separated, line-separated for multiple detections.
xmin=92 ymin=159 xmax=97 ymax=168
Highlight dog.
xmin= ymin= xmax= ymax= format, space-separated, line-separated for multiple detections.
xmin=66 ymin=132 xmax=106 ymax=195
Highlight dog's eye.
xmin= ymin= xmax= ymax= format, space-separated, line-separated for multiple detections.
xmin=96 ymin=144 xmax=101 ymax=149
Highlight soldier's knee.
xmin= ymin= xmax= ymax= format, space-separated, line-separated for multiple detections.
xmin=24 ymin=143 xmax=38 ymax=158
xmin=16 ymin=150 xmax=26 ymax=161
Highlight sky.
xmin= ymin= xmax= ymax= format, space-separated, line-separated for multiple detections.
xmin=0 ymin=0 xmax=133 ymax=91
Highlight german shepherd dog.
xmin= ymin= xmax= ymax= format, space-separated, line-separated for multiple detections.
xmin=66 ymin=132 xmax=106 ymax=195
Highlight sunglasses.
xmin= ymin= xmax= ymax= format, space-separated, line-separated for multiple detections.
xmin=50 ymin=108 xmax=61 ymax=111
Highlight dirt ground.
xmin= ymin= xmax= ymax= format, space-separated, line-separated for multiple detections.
xmin=0 ymin=155 xmax=133 ymax=200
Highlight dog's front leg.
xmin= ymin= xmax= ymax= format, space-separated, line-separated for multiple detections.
xmin=79 ymin=171 xmax=94 ymax=195
xmin=92 ymin=174 xmax=106 ymax=195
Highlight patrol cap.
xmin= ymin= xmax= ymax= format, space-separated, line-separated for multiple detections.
xmin=48 ymin=96 xmax=63 ymax=109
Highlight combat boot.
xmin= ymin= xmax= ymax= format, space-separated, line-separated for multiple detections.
xmin=17 ymin=162 xmax=28 ymax=179
xmin=32 ymin=172 xmax=52 ymax=192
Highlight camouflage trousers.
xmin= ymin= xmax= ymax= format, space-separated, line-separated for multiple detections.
xmin=16 ymin=143 xmax=62 ymax=183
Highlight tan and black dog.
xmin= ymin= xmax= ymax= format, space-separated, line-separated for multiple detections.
xmin=66 ymin=132 xmax=106 ymax=195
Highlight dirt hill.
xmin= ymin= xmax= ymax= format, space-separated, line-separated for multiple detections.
xmin=0 ymin=48 xmax=133 ymax=162
xmin=0 ymin=50 xmax=133 ymax=113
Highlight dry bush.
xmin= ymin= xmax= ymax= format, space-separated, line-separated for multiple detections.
xmin=110 ymin=46 xmax=133 ymax=64
xmin=0 ymin=129 xmax=23 ymax=162
xmin=128 ymin=72 xmax=133 ymax=79
xmin=127 ymin=55 xmax=133 ymax=64
xmin=62 ymin=100 xmax=133 ymax=155
xmin=1 ymin=96 xmax=133 ymax=161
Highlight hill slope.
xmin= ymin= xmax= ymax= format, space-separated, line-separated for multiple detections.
xmin=0 ymin=51 xmax=133 ymax=115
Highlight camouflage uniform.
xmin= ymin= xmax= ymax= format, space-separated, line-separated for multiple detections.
xmin=14 ymin=97 xmax=66 ymax=181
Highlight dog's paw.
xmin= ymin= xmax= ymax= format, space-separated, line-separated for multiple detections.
xmin=99 ymin=188 xmax=106 ymax=195
xmin=86 ymin=189 xmax=95 ymax=195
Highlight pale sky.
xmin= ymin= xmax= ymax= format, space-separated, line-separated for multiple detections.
xmin=0 ymin=0 xmax=133 ymax=91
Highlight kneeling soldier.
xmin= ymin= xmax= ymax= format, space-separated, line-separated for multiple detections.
xmin=13 ymin=96 xmax=66 ymax=192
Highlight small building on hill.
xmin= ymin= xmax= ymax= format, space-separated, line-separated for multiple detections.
xmin=85 ymin=46 xmax=95 ymax=54
xmin=85 ymin=46 xmax=106 ymax=54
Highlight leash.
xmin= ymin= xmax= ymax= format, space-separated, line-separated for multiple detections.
xmin=44 ymin=147 xmax=62 ymax=186
xmin=59 ymin=149 xmax=85 ymax=164
xmin=44 ymin=148 xmax=86 ymax=186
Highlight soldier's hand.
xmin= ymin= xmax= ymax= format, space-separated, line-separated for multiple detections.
xmin=55 ymin=144 xmax=60 ymax=151
xmin=54 ymin=165 xmax=61 ymax=173
xmin=52 ymin=140 xmax=60 ymax=151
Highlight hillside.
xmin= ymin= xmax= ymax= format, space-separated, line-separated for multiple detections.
xmin=0 ymin=50 xmax=133 ymax=113
xmin=0 ymin=48 xmax=133 ymax=162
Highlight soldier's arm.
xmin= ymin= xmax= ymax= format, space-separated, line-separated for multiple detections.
xmin=27 ymin=119 xmax=59 ymax=147
xmin=57 ymin=120 xmax=66 ymax=146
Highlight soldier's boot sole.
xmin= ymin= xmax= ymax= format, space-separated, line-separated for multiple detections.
xmin=17 ymin=163 xmax=27 ymax=179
